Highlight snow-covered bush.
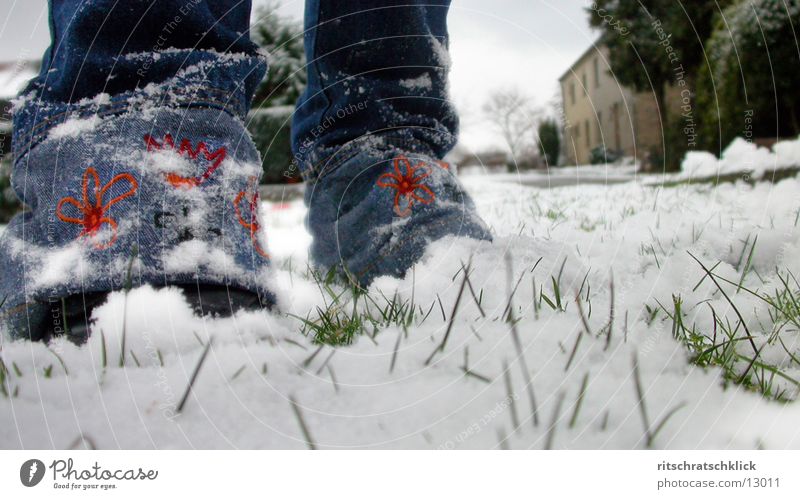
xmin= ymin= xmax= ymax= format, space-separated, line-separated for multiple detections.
xmin=248 ymin=3 xmax=306 ymax=184
xmin=696 ymin=0 xmax=800 ymax=152
xmin=246 ymin=106 xmax=297 ymax=184
xmin=0 ymin=160 xmax=21 ymax=223
xmin=677 ymin=135 xmax=800 ymax=180
xmin=250 ymin=3 xmax=306 ymax=108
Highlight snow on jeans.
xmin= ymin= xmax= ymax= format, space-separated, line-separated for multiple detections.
xmin=291 ymin=0 xmax=490 ymax=284
xmin=0 ymin=0 xmax=272 ymax=338
xmin=0 ymin=0 xmax=489 ymax=337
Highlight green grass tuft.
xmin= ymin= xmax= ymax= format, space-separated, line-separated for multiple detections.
xmin=654 ymin=258 xmax=800 ymax=402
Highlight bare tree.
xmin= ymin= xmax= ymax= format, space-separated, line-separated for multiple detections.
xmin=482 ymin=88 xmax=540 ymax=166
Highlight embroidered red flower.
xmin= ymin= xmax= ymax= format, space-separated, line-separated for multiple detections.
xmin=376 ymin=155 xmax=436 ymax=217
xmin=144 ymin=133 xmax=227 ymax=188
xmin=56 ymin=167 xmax=138 ymax=249
xmin=234 ymin=177 xmax=269 ymax=258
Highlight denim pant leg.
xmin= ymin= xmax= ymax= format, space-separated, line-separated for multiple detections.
xmin=0 ymin=1 xmax=273 ymax=338
xmin=291 ymin=0 xmax=458 ymax=174
xmin=291 ymin=1 xmax=491 ymax=285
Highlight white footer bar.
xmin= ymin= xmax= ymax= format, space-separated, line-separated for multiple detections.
xmin=1 ymin=450 xmax=797 ymax=498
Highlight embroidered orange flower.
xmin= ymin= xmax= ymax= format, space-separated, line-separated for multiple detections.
xmin=56 ymin=167 xmax=138 ymax=249
xmin=376 ymin=155 xmax=436 ymax=217
xmin=144 ymin=133 xmax=227 ymax=188
xmin=234 ymin=177 xmax=269 ymax=258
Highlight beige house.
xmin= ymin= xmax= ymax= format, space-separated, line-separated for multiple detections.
xmin=559 ymin=44 xmax=668 ymax=166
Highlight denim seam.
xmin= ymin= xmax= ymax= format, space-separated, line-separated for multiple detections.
xmin=13 ymin=91 xmax=243 ymax=163
xmin=303 ymin=147 xmax=360 ymax=183
xmin=304 ymin=133 xmax=439 ymax=182
xmin=23 ymin=85 xmax=236 ymax=136
xmin=15 ymin=85 xmax=239 ymax=141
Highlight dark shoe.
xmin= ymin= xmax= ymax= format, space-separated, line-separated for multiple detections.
xmin=37 ymin=285 xmax=266 ymax=344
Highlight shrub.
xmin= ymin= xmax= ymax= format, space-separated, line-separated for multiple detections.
xmin=696 ymin=0 xmax=800 ymax=153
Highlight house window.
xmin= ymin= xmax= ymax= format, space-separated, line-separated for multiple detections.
xmin=585 ymin=120 xmax=590 ymax=148
xmin=612 ymin=102 xmax=621 ymax=151
xmin=593 ymin=58 xmax=600 ymax=88
xmin=570 ymin=83 xmax=575 ymax=105
xmin=597 ymin=112 xmax=603 ymax=146
xmin=582 ymin=74 xmax=587 ymax=96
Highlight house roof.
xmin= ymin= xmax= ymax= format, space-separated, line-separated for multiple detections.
xmin=558 ymin=40 xmax=604 ymax=83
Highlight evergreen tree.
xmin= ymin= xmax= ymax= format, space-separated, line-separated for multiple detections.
xmin=587 ymin=1 xmax=734 ymax=169
xmin=697 ymin=0 xmax=800 ymax=152
xmin=0 ymin=161 xmax=19 ymax=223
xmin=248 ymin=3 xmax=307 ymax=183
xmin=250 ymin=2 xmax=307 ymax=108
xmin=537 ymin=118 xmax=561 ymax=167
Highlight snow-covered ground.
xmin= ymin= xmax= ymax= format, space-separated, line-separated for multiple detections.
xmin=674 ymin=137 xmax=800 ymax=181
xmin=463 ymin=164 xmax=638 ymax=189
xmin=3 ymin=155 xmax=800 ymax=449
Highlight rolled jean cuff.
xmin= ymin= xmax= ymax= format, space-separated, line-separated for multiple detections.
xmin=300 ymin=127 xmax=456 ymax=183
xmin=12 ymin=49 xmax=267 ymax=163
xmin=1 ymin=50 xmax=273 ymax=337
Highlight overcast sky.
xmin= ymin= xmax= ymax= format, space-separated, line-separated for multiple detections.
xmin=0 ymin=0 xmax=595 ymax=151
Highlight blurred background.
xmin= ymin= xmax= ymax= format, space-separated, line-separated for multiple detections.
xmin=1 ymin=0 xmax=798 ymax=218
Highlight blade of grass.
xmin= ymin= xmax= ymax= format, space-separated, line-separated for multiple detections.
xmin=632 ymin=353 xmax=651 ymax=446
xmin=230 ymin=365 xmax=246 ymax=381
xmin=544 ymin=390 xmax=566 ymax=450
xmin=389 ymin=329 xmax=402 ymax=374
xmin=564 ymin=330 xmax=583 ymax=372
xmin=648 ymin=402 xmax=687 ymax=448
xmin=175 ymin=339 xmax=213 ymax=414
xmin=100 ymin=330 xmax=108 ymax=369
xmin=461 ymin=367 xmax=492 ymax=384
xmin=425 ymin=261 xmax=471 ymax=366
xmin=503 ymin=359 xmax=519 ymax=430
xmin=575 ymin=291 xmax=593 ymax=336
xmin=569 ymin=372 xmax=590 ymax=429
xmin=119 ymin=245 xmax=139 ymax=368
xmin=290 ymin=395 xmax=318 ymax=450
xmin=314 ymin=350 xmax=337 ymax=376
xmin=604 ymin=272 xmax=615 ymax=350
xmin=736 ymin=235 xmax=758 ymax=293
xmin=688 ymin=252 xmax=759 ymax=356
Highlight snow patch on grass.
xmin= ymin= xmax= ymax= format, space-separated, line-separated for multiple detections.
xmin=675 ymin=136 xmax=800 ymax=180
xmin=3 ymin=171 xmax=800 ymax=449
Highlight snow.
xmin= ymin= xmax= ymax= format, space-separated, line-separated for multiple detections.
xmin=249 ymin=105 xmax=295 ymax=118
xmin=48 ymin=115 xmax=103 ymax=139
xmin=464 ymin=163 xmax=638 ymax=187
xmin=399 ymin=73 xmax=433 ymax=91
xmin=139 ymin=148 xmax=197 ymax=176
xmin=0 ymin=61 xmax=37 ymax=100
xmin=76 ymin=92 xmax=112 ymax=107
xmin=4 ymin=148 xmax=800 ymax=449
xmin=32 ymin=243 xmax=94 ymax=290
xmin=673 ymin=136 xmax=800 ymax=180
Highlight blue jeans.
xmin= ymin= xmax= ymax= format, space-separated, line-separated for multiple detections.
xmin=292 ymin=0 xmax=457 ymax=170
xmin=293 ymin=1 xmax=489 ymax=283
xmin=0 ymin=0 xmax=489 ymax=338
